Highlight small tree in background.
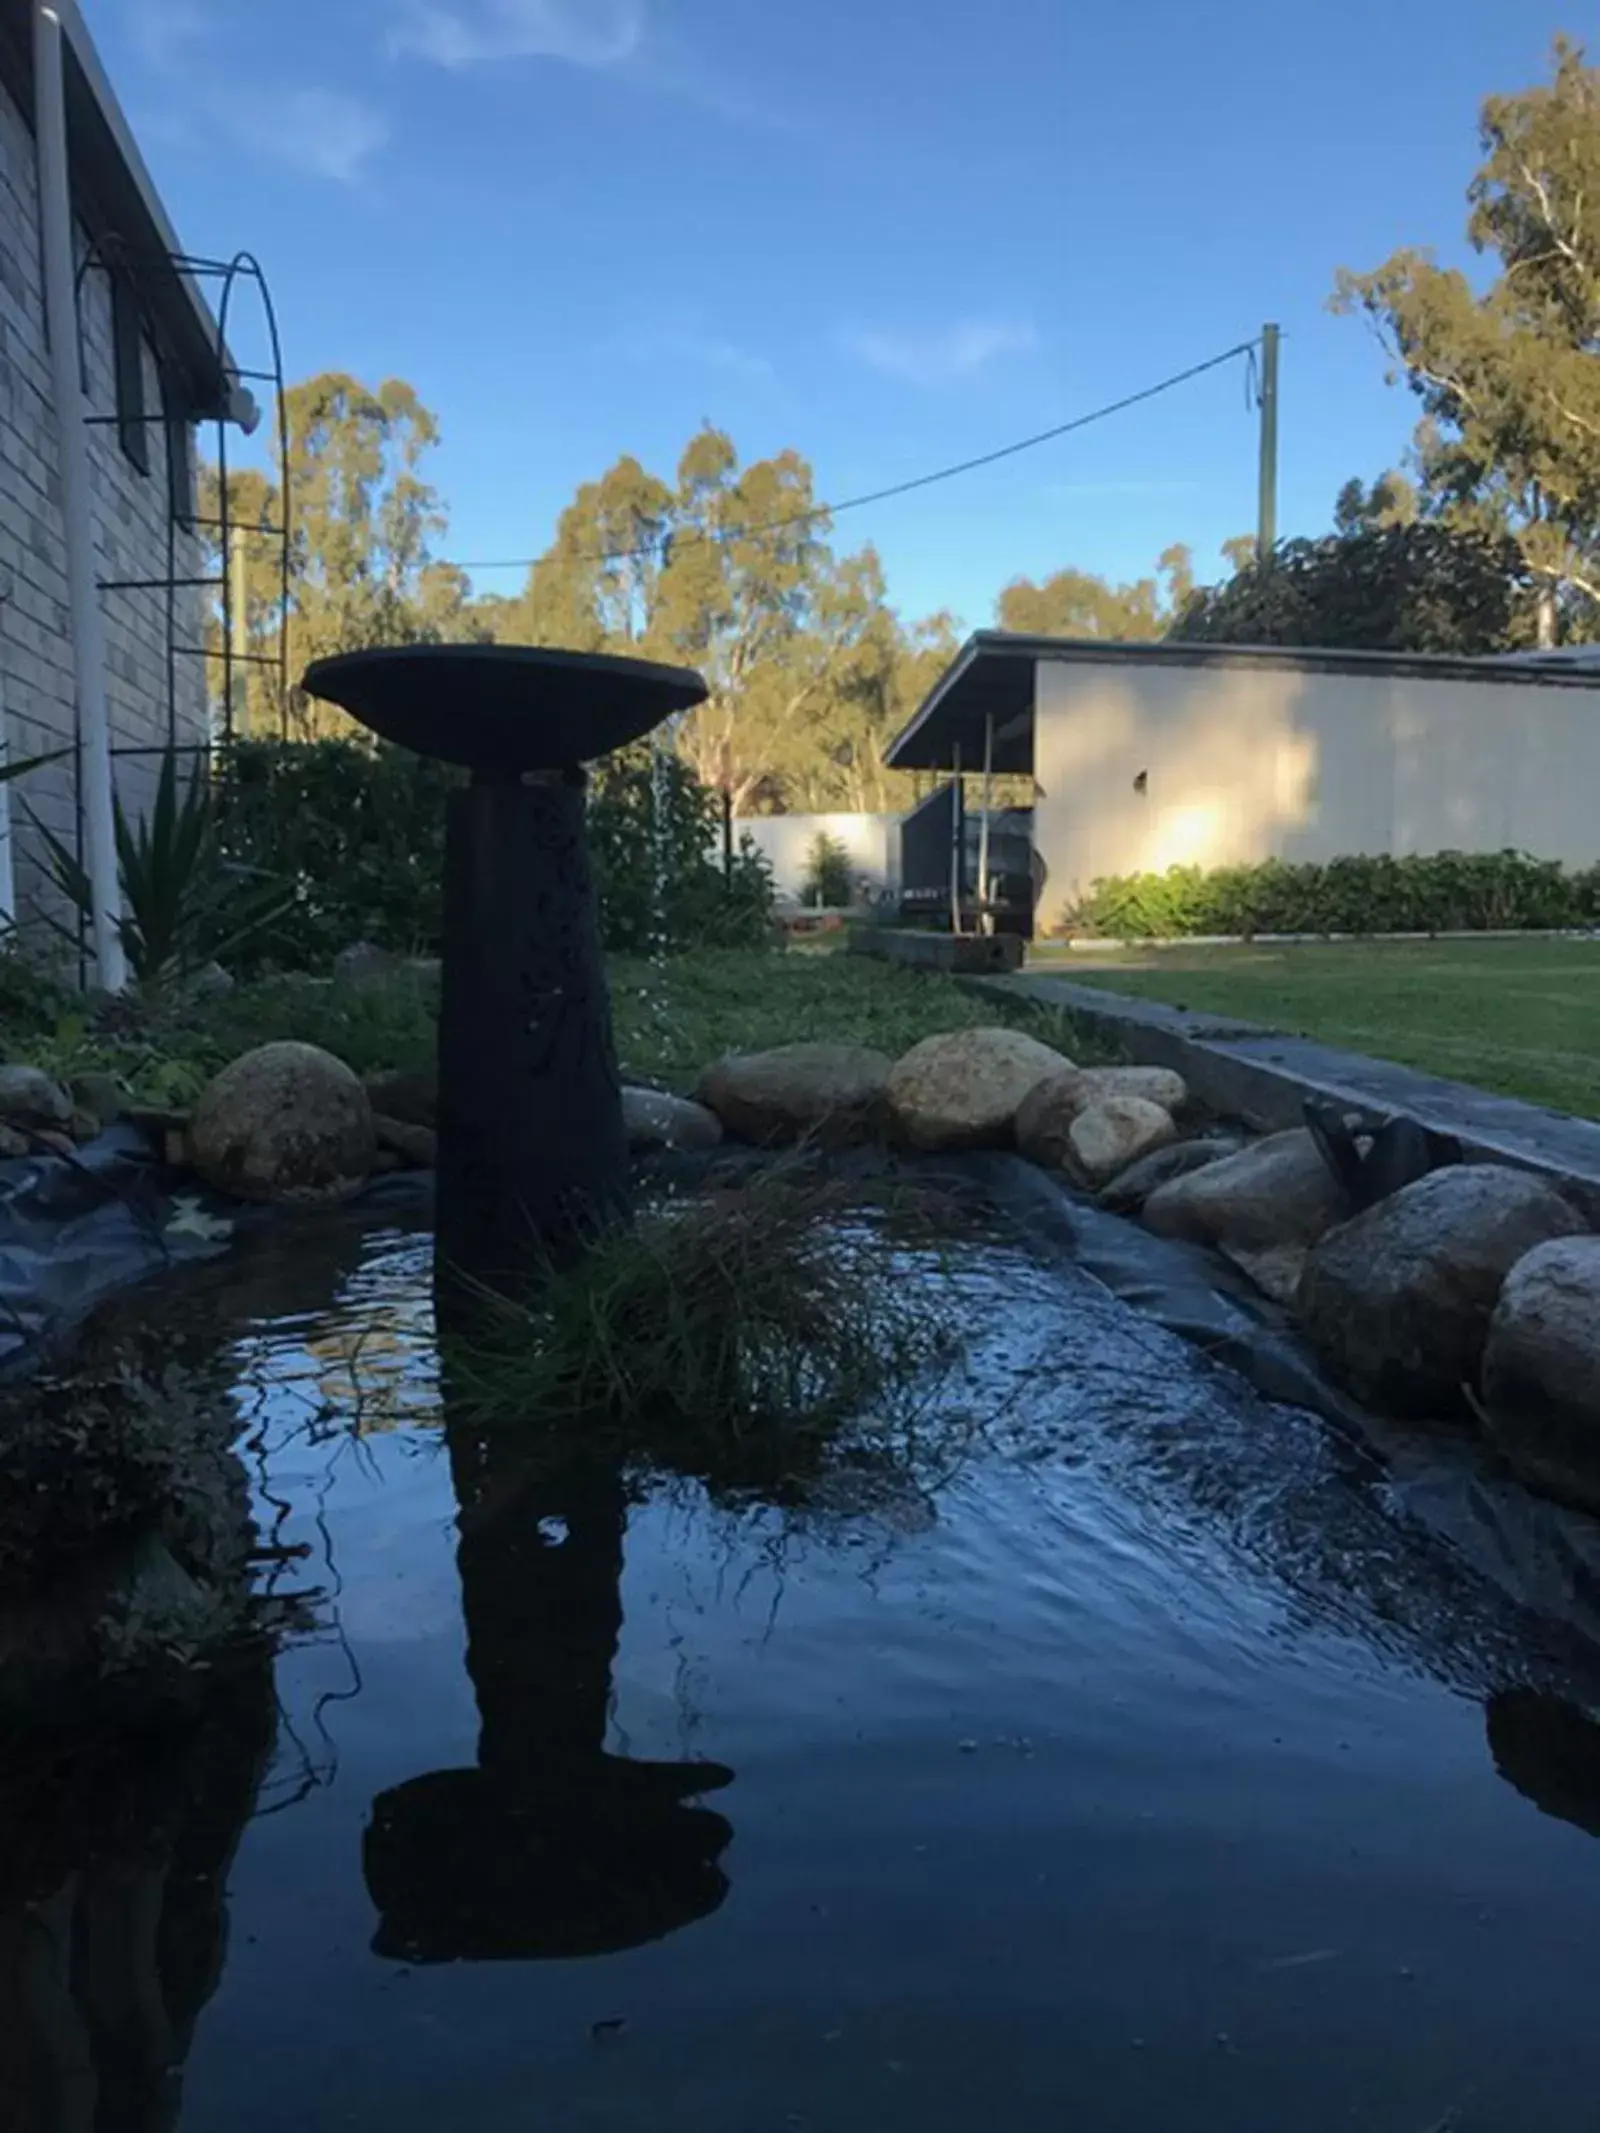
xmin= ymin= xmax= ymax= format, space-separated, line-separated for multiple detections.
xmin=800 ymin=832 xmax=854 ymax=910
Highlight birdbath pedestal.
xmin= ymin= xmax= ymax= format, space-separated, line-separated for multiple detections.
xmin=301 ymin=644 xmax=707 ymax=1296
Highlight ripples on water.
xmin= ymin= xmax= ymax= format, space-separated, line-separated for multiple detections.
xmin=8 ymin=1199 xmax=1600 ymax=2132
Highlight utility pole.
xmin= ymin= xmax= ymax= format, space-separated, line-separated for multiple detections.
xmin=1256 ymin=322 xmax=1281 ymax=563
xmin=227 ymin=523 xmax=251 ymax=739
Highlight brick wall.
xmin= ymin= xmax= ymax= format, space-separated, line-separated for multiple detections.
xmin=0 ymin=67 xmax=207 ymax=952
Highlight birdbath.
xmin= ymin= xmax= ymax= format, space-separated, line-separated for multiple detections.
xmin=301 ymin=645 xmax=707 ymax=1296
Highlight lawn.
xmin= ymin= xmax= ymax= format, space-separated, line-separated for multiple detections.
xmin=1044 ymin=936 xmax=1600 ymax=1121
xmin=609 ymin=947 xmax=1094 ymax=1088
xmin=0 ymin=946 xmax=1096 ymax=1108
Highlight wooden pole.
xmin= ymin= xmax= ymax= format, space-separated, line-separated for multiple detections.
xmin=948 ymin=744 xmax=963 ymax=935
xmin=977 ymin=712 xmax=995 ymax=936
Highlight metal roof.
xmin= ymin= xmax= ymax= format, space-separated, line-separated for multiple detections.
xmin=0 ymin=0 xmax=254 ymax=426
xmin=884 ymin=630 xmax=1600 ymax=775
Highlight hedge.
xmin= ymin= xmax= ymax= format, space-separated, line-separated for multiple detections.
xmin=1055 ymin=851 xmax=1600 ymax=941
xmin=214 ymin=737 xmax=773 ymax=972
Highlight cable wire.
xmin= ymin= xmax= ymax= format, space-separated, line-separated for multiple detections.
xmin=452 ymin=335 xmax=1264 ymax=576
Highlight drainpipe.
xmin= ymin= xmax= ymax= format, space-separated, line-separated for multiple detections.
xmin=0 ymin=669 xmax=16 ymax=931
xmin=34 ymin=3 xmax=125 ymax=992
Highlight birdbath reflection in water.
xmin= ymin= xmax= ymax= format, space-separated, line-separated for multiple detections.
xmin=300 ymin=645 xmax=735 ymax=1963
xmin=301 ymin=643 xmax=708 ymax=1296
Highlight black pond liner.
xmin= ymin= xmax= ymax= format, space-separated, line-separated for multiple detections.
xmin=4 ymin=1131 xmax=1600 ymax=1657
xmin=0 ymin=1126 xmax=432 ymax=1378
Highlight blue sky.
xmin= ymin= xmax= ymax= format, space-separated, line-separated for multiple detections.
xmin=89 ymin=0 xmax=1562 ymax=633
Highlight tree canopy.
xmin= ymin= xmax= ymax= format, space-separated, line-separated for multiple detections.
xmin=492 ymin=427 xmax=949 ymax=811
xmin=1169 ymin=518 xmax=1533 ymax=654
xmin=206 ymin=372 xmax=479 ymax=737
xmin=1333 ymin=36 xmax=1600 ymax=640
xmin=995 ymin=544 xmax=1195 ymax=639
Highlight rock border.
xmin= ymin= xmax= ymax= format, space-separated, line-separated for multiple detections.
xmin=960 ymin=972 xmax=1600 ymax=1225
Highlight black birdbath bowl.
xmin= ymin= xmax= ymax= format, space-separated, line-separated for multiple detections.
xmin=301 ymin=645 xmax=708 ymax=1298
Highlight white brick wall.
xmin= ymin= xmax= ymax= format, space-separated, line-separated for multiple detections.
xmin=0 ymin=68 xmax=207 ymax=953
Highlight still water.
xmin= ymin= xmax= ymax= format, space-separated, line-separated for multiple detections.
xmin=11 ymin=1195 xmax=1600 ymax=2132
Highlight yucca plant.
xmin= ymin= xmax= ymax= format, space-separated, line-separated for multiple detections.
xmin=31 ymin=746 xmax=294 ymax=990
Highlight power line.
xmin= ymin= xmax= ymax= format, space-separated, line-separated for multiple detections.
xmin=452 ymin=335 xmax=1264 ymax=576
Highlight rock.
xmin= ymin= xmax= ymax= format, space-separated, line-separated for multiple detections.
xmin=190 ymin=1042 xmax=376 ymax=1205
xmin=30 ymin=1129 xmax=77 ymax=1161
xmin=1143 ymin=1128 xmax=1349 ymax=1256
xmin=1097 ymin=1136 xmax=1242 ymax=1216
xmin=0 ymin=1123 xmax=28 ymax=1161
xmin=364 ymin=1068 xmax=438 ymax=1129
xmin=696 ymin=1043 xmax=892 ymax=1147
xmin=623 ymin=1086 xmax=724 ymax=1153
xmin=373 ymin=1115 xmax=439 ymax=1168
xmin=186 ymin=960 xmax=235 ymax=1000
xmin=1066 ymin=1095 xmax=1176 ymax=1190
xmin=1018 ymin=1065 xmax=1187 ymax=1168
xmin=1482 ymin=1236 xmax=1600 ymax=1512
xmin=70 ymin=1070 xmax=124 ymax=1130
xmin=1224 ymin=1242 xmax=1313 ymax=1308
xmin=0 ymin=1064 xmax=71 ymax=1129
xmin=1297 ymin=1164 xmax=1584 ymax=1418
xmin=885 ymin=1028 xmax=1069 ymax=1152
xmin=333 ymin=940 xmax=405 ymax=989
xmin=68 ymin=1107 xmax=100 ymax=1144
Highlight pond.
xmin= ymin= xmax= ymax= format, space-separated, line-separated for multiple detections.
xmin=7 ymin=1187 xmax=1600 ymax=2132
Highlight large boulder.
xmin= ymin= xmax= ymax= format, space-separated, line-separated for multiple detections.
xmin=696 ymin=1043 xmax=891 ymax=1147
xmin=1066 ymin=1096 xmax=1176 ymax=1190
xmin=1297 ymin=1164 xmax=1584 ymax=1418
xmin=1143 ymin=1128 xmax=1347 ymax=1252
xmin=0 ymin=1064 xmax=71 ymax=1130
xmin=623 ymin=1086 xmax=724 ymax=1153
xmin=886 ymin=1027 xmax=1069 ymax=1151
xmin=1482 ymin=1236 xmax=1600 ymax=1512
xmin=190 ymin=1042 xmax=376 ymax=1205
xmin=1143 ymin=1126 xmax=1353 ymax=1305
xmin=1097 ymin=1136 xmax=1242 ymax=1217
xmin=1016 ymin=1065 xmax=1187 ymax=1167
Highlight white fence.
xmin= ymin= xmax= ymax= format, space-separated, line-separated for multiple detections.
xmin=729 ymin=813 xmax=901 ymax=904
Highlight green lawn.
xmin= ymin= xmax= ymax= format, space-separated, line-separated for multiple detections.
xmin=611 ymin=947 xmax=1096 ymax=1088
xmin=1043 ymin=937 xmax=1600 ymax=1121
xmin=0 ymin=946 xmax=1098 ymax=1110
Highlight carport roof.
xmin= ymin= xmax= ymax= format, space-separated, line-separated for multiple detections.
xmin=884 ymin=631 xmax=1600 ymax=775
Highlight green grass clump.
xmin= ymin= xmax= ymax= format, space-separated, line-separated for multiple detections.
xmin=446 ymin=1163 xmax=966 ymax=1502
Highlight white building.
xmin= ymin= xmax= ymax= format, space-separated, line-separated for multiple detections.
xmin=887 ymin=633 xmax=1600 ymax=936
xmin=0 ymin=0 xmax=255 ymax=974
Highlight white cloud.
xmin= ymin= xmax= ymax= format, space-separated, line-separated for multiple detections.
xmin=233 ymin=88 xmax=392 ymax=185
xmin=841 ymin=318 xmax=1039 ymax=389
xmin=112 ymin=0 xmax=390 ymax=184
xmin=392 ymin=0 xmax=645 ymax=67
xmin=647 ymin=326 xmax=777 ymax=386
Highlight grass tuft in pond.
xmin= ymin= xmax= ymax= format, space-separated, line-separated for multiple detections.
xmin=444 ymin=1163 xmax=969 ymax=1501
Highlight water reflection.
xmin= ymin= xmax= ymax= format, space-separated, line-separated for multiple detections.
xmin=1487 ymin=1688 xmax=1600 ymax=1841
xmin=364 ymin=1419 xmax=735 ymax=1961
xmin=0 ymin=1655 xmax=275 ymax=2133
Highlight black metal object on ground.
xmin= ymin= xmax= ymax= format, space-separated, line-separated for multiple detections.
xmin=302 ymin=645 xmax=707 ymax=1295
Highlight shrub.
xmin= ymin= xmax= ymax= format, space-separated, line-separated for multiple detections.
xmin=1057 ymin=850 xmax=1600 ymax=940
xmin=800 ymin=831 xmax=854 ymax=909
xmin=215 ymin=737 xmax=773 ymax=970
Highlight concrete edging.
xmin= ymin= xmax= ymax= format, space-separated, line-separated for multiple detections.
xmin=963 ymin=970 xmax=1600 ymax=1225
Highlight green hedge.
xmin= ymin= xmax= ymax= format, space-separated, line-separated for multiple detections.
xmin=1056 ymin=851 xmax=1600 ymax=940
xmin=215 ymin=738 xmax=772 ymax=971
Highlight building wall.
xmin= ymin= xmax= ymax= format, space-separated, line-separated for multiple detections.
xmin=0 ymin=67 xmax=206 ymax=942
xmin=1032 ymin=655 xmax=1600 ymax=931
xmin=732 ymin=812 xmax=901 ymax=904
